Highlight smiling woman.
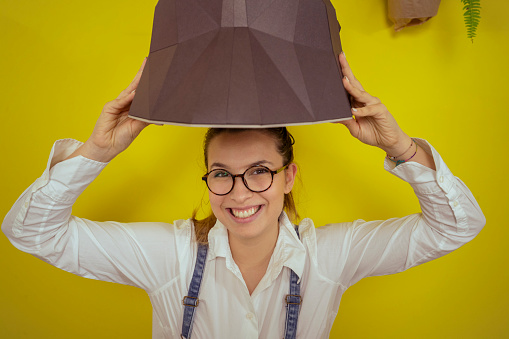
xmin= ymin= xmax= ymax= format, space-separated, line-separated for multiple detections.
xmin=3 ymin=0 xmax=509 ymax=336
xmin=202 ymin=129 xmax=299 ymax=297
xmin=1 ymin=50 xmax=486 ymax=338
xmin=193 ymin=128 xmax=298 ymax=244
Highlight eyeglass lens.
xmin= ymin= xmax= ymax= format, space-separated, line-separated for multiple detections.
xmin=207 ymin=166 xmax=273 ymax=195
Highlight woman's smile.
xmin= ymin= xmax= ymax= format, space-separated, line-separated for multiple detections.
xmin=227 ymin=205 xmax=264 ymax=223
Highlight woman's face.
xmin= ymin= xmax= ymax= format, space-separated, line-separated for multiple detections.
xmin=206 ymin=130 xmax=297 ymax=242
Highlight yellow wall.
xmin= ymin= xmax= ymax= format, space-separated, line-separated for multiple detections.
xmin=0 ymin=0 xmax=507 ymax=338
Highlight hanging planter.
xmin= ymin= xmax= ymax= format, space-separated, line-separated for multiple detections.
xmin=388 ymin=0 xmax=442 ymax=32
xmin=388 ymin=0 xmax=481 ymax=42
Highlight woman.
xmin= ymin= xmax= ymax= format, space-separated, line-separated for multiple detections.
xmin=2 ymin=53 xmax=485 ymax=338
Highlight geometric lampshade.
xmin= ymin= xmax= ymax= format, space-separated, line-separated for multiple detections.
xmin=128 ymin=0 xmax=352 ymax=127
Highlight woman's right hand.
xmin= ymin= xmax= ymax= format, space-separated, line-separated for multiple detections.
xmin=70 ymin=58 xmax=150 ymax=163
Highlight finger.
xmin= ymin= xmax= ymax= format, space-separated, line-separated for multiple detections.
xmin=342 ymin=76 xmax=380 ymax=106
xmin=118 ymin=57 xmax=147 ymax=99
xmin=131 ymin=118 xmax=150 ymax=133
xmin=105 ymin=90 xmax=137 ymax=114
xmin=338 ymin=52 xmax=365 ymax=91
xmin=351 ymin=103 xmax=387 ymax=118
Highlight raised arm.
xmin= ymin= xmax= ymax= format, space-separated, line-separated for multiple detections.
xmin=1 ymin=59 xmax=185 ymax=291
xmin=316 ymin=139 xmax=486 ymax=287
xmin=315 ymin=53 xmax=486 ymax=287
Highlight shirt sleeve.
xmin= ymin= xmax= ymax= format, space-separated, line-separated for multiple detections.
xmin=1 ymin=139 xmax=190 ymax=292
xmin=316 ymin=138 xmax=486 ymax=288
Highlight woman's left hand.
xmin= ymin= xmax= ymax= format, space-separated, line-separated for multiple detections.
xmin=338 ymin=52 xmax=411 ymax=156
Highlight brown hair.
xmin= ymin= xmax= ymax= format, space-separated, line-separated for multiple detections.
xmin=192 ymin=127 xmax=299 ymax=244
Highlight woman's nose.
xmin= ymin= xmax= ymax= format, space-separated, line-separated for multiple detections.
xmin=229 ymin=177 xmax=253 ymax=202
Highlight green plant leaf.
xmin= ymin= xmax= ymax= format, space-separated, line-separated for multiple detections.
xmin=461 ymin=0 xmax=481 ymax=43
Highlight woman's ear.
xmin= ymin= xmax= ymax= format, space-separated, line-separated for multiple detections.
xmin=284 ymin=163 xmax=298 ymax=194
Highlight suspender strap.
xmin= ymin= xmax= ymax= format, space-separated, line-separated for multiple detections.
xmin=181 ymin=243 xmax=208 ymax=339
xmin=181 ymin=226 xmax=302 ymax=339
xmin=284 ymin=226 xmax=302 ymax=339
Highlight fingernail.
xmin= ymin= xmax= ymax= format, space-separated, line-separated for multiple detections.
xmin=344 ymin=76 xmax=350 ymax=82
xmin=341 ymin=51 xmax=346 ymax=57
xmin=352 ymin=107 xmax=357 ymax=112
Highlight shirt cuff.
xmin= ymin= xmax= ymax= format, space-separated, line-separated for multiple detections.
xmin=11 ymin=139 xmax=108 ymax=235
xmin=29 ymin=138 xmax=108 ymax=203
xmin=9 ymin=139 xmax=108 ymax=237
xmin=384 ymin=138 xmax=454 ymax=195
xmin=41 ymin=139 xmax=109 ymax=203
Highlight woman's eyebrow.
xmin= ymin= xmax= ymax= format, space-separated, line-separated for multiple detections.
xmin=250 ymin=160 xmax=273 ymax=167
xmin=210 ymin=160 xmax=273 ymax=169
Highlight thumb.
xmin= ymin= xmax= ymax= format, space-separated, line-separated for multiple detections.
xmin=131 ymin=117 xmax=150 ymax=135
xmin=337 ymin=117 xmax=359 ymax=137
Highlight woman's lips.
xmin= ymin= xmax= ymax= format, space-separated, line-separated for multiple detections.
xmin=228 ymin=205 xmax=263 ymax=222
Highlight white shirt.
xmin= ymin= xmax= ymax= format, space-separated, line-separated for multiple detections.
xmin=2 ymin=138 xmax=486 ymax=339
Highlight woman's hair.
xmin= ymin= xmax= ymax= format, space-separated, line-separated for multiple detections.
xmin=192 ymin=127 xmax=299 ymax=244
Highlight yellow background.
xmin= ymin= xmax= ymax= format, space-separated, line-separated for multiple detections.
xmin=1 ymin=0 xmax=507 ymax=338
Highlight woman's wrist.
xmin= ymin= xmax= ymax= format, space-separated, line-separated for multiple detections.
xmin=386 ymin=139 xmax=419 ymax=166
xmin=82 ymin=141 xmax=117 ymax=163
xmin=383 ymin=137 xmax=436 ymax=170
xmin=381 ymin=134 xmax=413 ymax=159
xmin=64 ymin=140 xmax=115 ymax=163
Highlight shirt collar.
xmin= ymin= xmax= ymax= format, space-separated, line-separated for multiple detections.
xmin=272 ymin=212 xmax=306 ymax=280
xmin=207 ymin=212 xmax=307 ymax=281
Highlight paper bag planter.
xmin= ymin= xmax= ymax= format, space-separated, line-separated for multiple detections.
xmin=128 ymin=0 xmax=352 ymax=127
xmin=388 ymin=0 xmax=441 ymax=31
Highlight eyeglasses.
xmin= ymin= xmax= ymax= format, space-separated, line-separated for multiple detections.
xmin=202 ymin=164 xmax=287 ymax=196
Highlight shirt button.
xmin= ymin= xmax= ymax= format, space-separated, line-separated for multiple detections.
xmin=24 ymin=201 xmax=29 ymax=208
xmin=439 ymin=176 xmax=444 ymax=183
xmin=453 ymin=201 xmax=459 ymax=207
xmin=246 ymin=313 xmax=254 ymax=320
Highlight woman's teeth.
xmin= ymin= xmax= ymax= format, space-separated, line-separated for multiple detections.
xmin=231 ymin=206 xmax=260 ymax=219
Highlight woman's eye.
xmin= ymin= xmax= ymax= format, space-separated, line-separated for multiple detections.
xmin=252 ymin=167 xmax=269 ymax=175
xmin=213 ymin=171 xmax=230 ymax=178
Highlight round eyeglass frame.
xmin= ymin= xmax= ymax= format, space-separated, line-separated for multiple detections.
xmin=202 ymin=164 xmax=288 ymax=196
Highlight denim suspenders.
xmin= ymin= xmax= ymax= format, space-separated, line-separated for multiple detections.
xmin=181 ymin=226 xmax=302 ymax=339
xmin=181 ymin=242 xmax=208 ymax=338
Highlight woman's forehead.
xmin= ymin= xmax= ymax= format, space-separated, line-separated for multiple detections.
xmin=207 ymin=130 xmax=281 ymax=169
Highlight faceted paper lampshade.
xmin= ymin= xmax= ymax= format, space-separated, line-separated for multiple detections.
xmin=128 ymin=0 xmax=352 ymax=127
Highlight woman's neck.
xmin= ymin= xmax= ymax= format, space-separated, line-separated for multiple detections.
xmin=228 ymin=224 xmax=279 ymax=295
xmin=228 ymin=222 xmax=279 ymax=271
